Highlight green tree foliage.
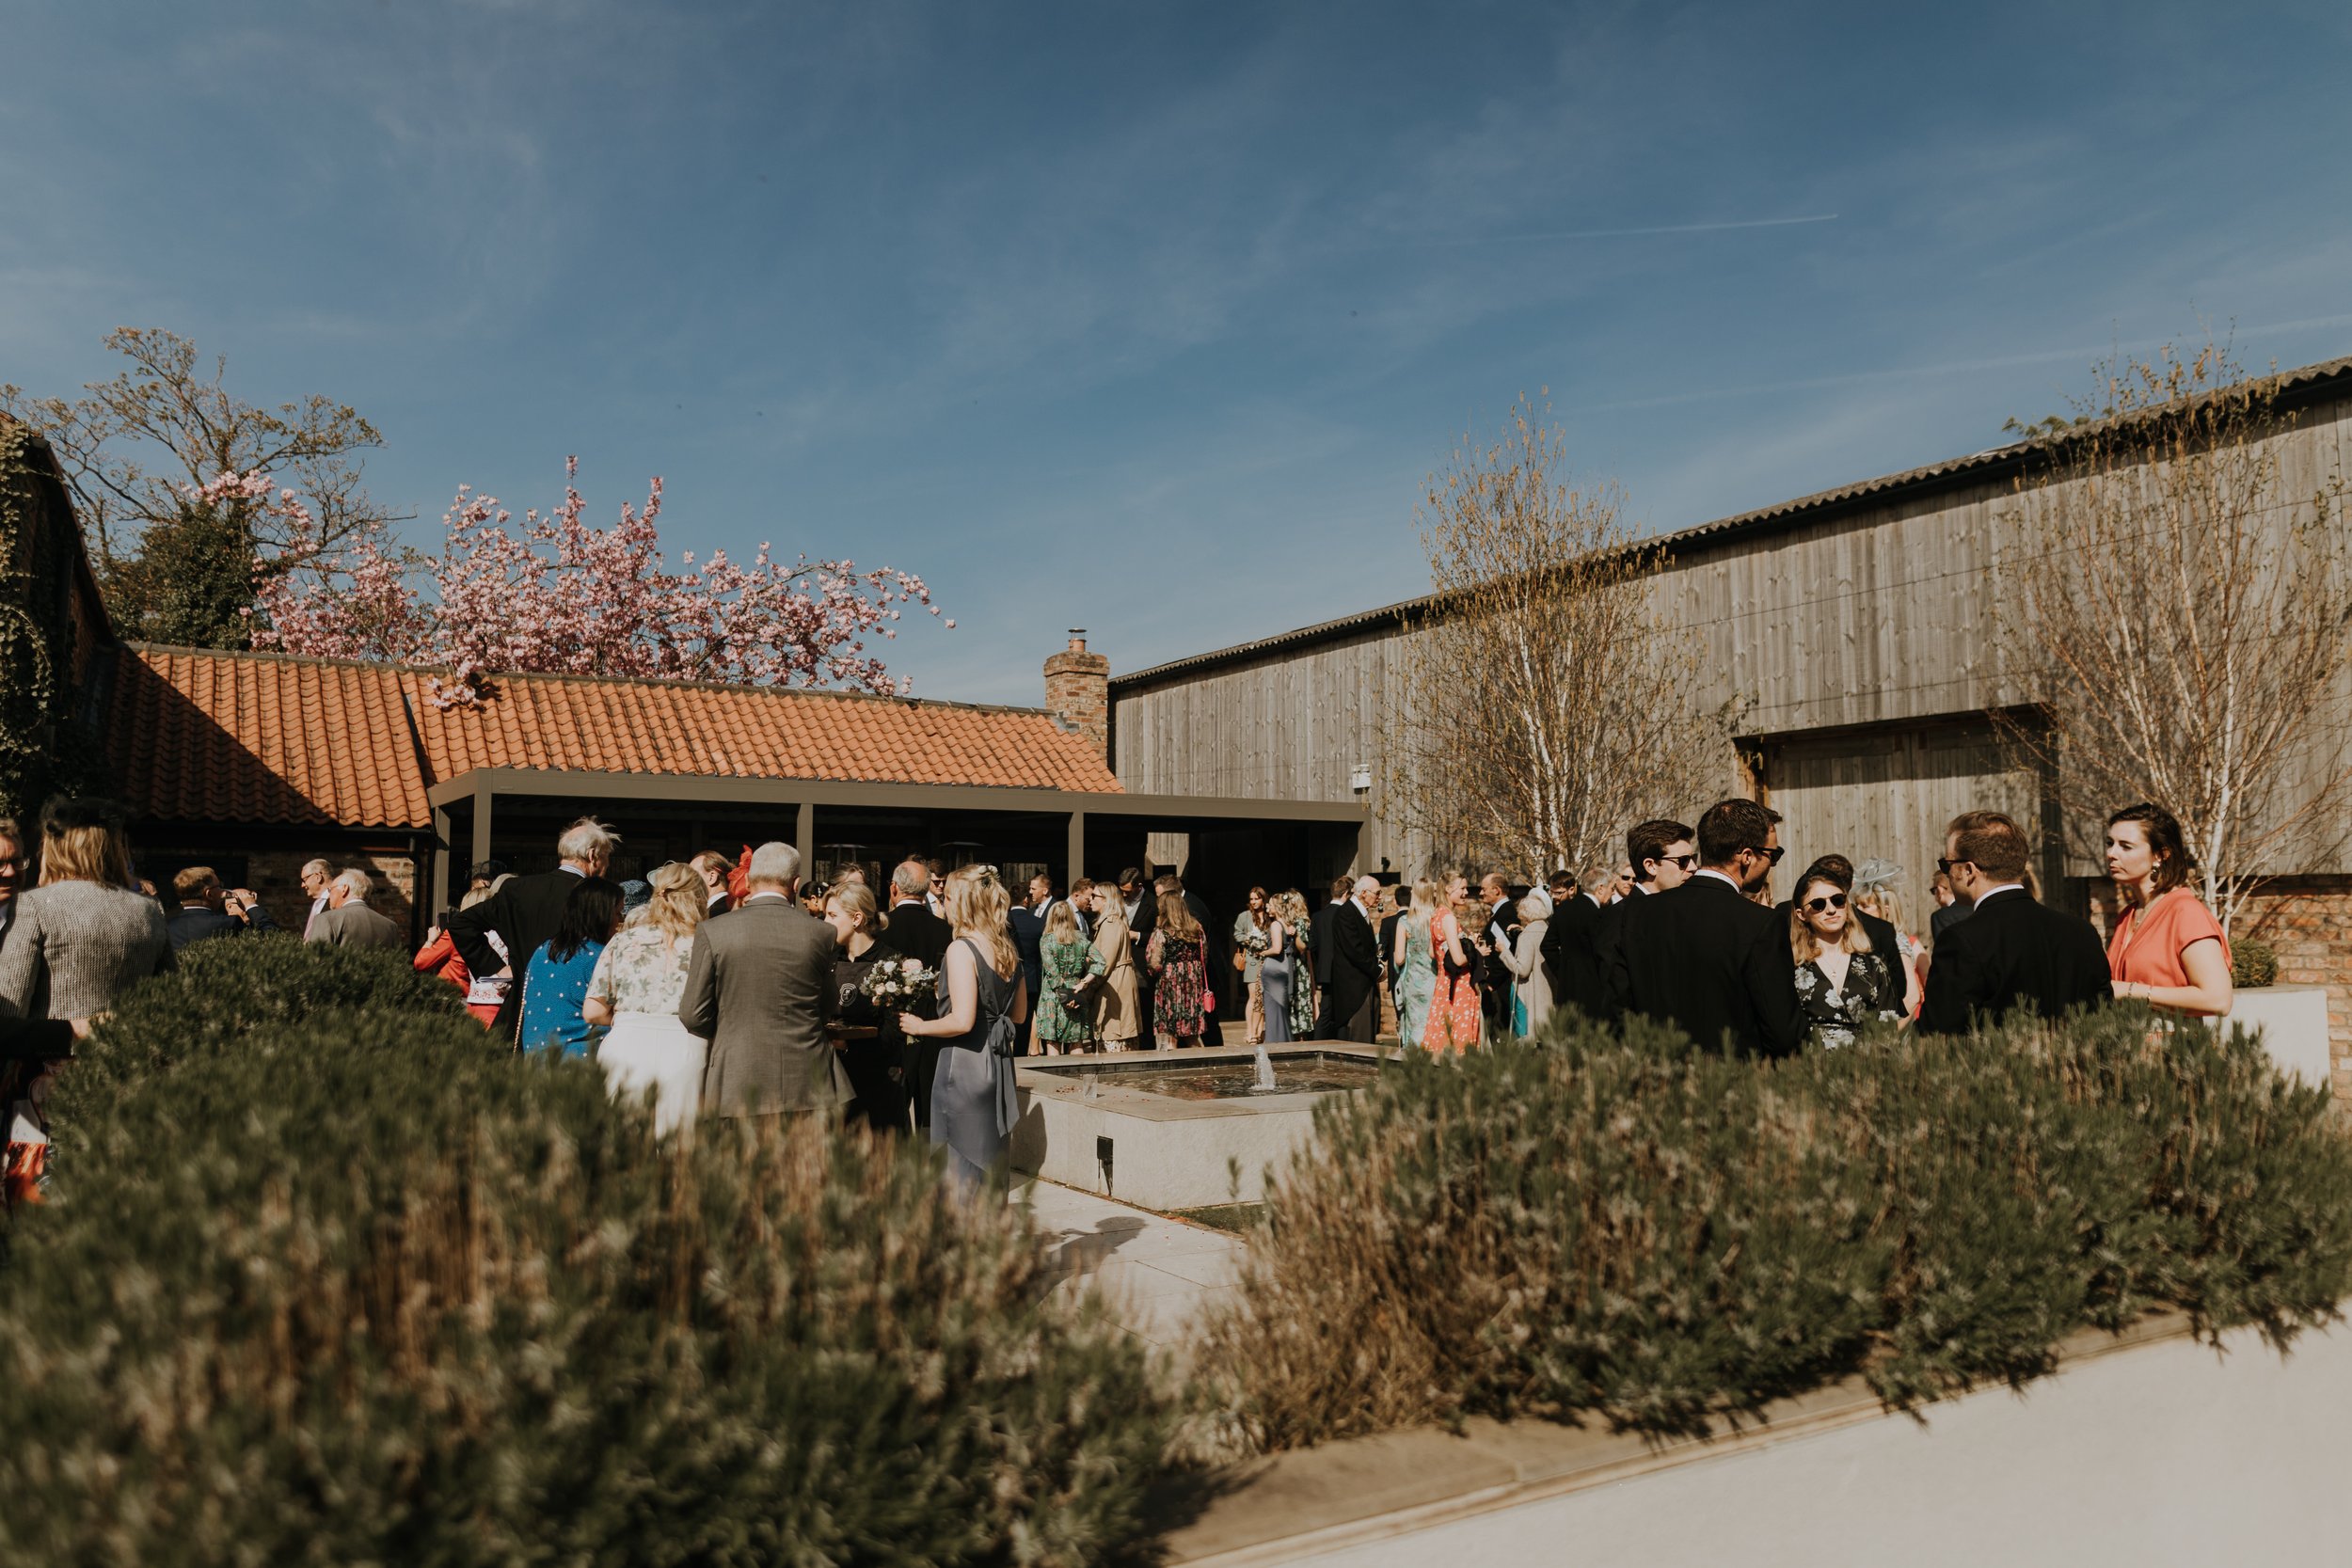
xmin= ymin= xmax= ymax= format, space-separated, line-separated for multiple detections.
xmin=1 ymin=942 xmax=1177 ymax=1566
xmin=1204 ymin=1007 xmax=2352 ymax=1452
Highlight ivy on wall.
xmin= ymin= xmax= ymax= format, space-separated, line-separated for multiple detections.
xmin=0 ymin=421 xmax=102 ymax=822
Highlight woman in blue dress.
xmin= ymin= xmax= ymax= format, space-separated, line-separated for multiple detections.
xmin=518 ymin=877 xmax=624 ymax=1057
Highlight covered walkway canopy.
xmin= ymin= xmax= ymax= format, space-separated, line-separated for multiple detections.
xmin=428 ymin=765 xmax=1366 ymax=919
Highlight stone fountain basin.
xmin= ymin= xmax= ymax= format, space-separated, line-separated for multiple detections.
xmin=1009 ymin=1043 xmax=1391 ymax=1211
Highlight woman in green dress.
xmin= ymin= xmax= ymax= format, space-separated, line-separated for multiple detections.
xmin=1392 ymin=876 xmax=1438 ymax=1049
xmin=1035 ymin=897 xmax=1109 ymax=1053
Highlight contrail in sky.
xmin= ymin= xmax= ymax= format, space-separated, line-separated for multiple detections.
xmin=1381 ymin=213 xmax=1840 ymax=249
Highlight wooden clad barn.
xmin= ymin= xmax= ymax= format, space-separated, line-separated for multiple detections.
xmin=1111 ymin=356 xmax=2352 ymax=1072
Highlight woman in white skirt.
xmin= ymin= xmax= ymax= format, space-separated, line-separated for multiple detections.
xmin=584 ymin=862 xmax=707 ymax=1134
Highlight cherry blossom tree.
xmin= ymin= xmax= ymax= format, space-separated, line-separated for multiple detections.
xmin=242 ymin=459 xmax=949 ymax=705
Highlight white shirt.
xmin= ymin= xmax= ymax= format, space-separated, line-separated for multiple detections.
xmin=744 ymin=890 xmax=789 ymax=905
xmin=1583 ymin=891 xmax=1606 ymax=910
xmin=1973 ymin=882 xmax=2026 ymax=902
xmin=1694 ymin=868 xmax=1744 ymax=893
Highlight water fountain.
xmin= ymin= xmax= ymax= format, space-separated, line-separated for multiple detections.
xmin=1010 ymin=1042 xmax=1389 ymax=1209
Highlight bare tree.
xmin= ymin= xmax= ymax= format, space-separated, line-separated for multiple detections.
xmin=2 ymin=327 xmax=401 ymax=641
xmin=1387 ymin=398 xmax=1742 ymax=875
xmin=1996 ymin=344 xmax=2352 ymax=934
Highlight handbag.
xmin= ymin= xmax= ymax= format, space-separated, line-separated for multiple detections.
xmin=1232 ymin=948 xmax=1247 ymax=973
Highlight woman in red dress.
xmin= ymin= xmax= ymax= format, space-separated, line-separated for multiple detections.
xmin=2104 ymin=802 xmax=2233 ymax=1020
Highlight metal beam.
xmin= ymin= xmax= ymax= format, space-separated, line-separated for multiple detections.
xmin=1065 ymin=809 xmax=1085 ymax=888
xmin=421 ymin=766 xmax=1365 ymax=826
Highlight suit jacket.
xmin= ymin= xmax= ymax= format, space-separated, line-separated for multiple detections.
xmin=1601 ymin=874 xmax=1801 ymax=1057
xmin=1325 ymin=901 xmax=1381 ymax=1018
xmin=885 ymin=899 xmax=952 ymax=973
xmin=707 ymin=893 xmax=734 ymax=918
xmin=1 ymin=1014 xmax=76 ymax=1064
xmin=167 ymin=904 xmax=276 ymax=952
xmin=678 ymin=897 xmax=852 ymax=1117
xmin=1307 ymin=900 xmax=1343 ymax=990
xmin=306 ymin=901 xmax=405 ymax=952
xmin=447 ymin=868 xmax=581 ymax=1039
xmin=1540 ymin=893 xmax=1609 ymax=1022
xmin=1378 ymin=911 xmax=1405 ymax=990
xmin=1916 ymin=887 xmax=2111 ymax=1036
xmin=1008 ymin=905 xmax=1045 ymax=1003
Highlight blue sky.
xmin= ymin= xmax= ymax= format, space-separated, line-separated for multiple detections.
xmin=6 ymin=2 xmax=2349 ymax=703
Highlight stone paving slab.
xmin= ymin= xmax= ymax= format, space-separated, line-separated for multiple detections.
xmin=1013 ymin=1174 xmax=1249 ymax=1352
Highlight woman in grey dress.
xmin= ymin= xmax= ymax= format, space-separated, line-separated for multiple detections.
xmin=1259 ymin=899 xmax=1296 ymax=1043
xmin=0 ymin=798 xmax=173 ymax=1024
xmin=897 ymin=865 xmax=1027 ymax=1190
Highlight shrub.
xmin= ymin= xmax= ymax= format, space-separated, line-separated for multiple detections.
xmin=65 ymin=933 xmax=464 ymax=1097
xmin=2232 ymin=936 xmax=2279 ymax=989
xmin=1203 ymin=1018 xmax=1885 ymax=1449
xmin=1 ymin=954 xmax=1176 ymax=1566
xmin=1205 ymin=1006 xmax=2352 ymax=1452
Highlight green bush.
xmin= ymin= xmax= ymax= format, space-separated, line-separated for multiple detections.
xmin=2232 ymin=936 xmax=2280 ymax=990
xmin=1 ymin=949 xmax=1177 ymax=1566
xmin=1204 ymin=1006 xmax=2352 ymax=1452
xmin=66 ymin=933 xmax=465 ymax=1097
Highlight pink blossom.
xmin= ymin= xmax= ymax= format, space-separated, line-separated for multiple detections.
xmin=241 ymin=459 xmax=948 ymax=706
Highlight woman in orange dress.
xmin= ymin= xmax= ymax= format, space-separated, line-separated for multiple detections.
xmin=1424 ymin=880 xmax=1483 ymax=1053
xmin=2104 ymin=802 xmax=2233 ymax=1019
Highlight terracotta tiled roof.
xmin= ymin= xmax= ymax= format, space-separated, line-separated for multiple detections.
xmin=394 ymin=665 xmax=1123 ymax=795
xmin=108 ymin=645 xmax=1121 ymax=831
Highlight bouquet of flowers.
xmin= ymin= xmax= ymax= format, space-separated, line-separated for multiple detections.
xmin=1243 ymin=928 xmax=1271 ymax=958
xmin=859 ymin=958 xmax=940 ymax=1012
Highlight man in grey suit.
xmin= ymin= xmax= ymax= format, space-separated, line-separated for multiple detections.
xmin=678 ymin=840 xmax=852 ymax=1120
xmin=304 ymin=869 xmax=404 ymax=951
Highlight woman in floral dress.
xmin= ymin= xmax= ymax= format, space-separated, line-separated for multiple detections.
xmin=1035 ymin=899 xmax=1108 ymax=1053
xmin=1278 ymin=891 xmax=1317 ymax=1040
xmin=583 ymin=863 xmax=705 ymax=1132
xmin=1146 ymin=895 xmax=1211 ymax=1048
xmin=1424 ymin=886 xmax=1482 ymax=1053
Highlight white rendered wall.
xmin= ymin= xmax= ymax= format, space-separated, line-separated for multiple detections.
xmin=1299 ymin=1324 xmax=2352 ymax=1568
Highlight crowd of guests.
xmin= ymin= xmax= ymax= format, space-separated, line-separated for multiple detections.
xmin=0 ymin=786 xmax=2249 ymax=1202
xmin=1354 ymin=796 xmax=2233 ymax=1058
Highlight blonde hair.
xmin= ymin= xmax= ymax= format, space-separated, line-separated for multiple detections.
xmin=826 ymin=879 xmax=886 ymax=939
xmin=40 ymin=820 xmax=132 ymax=889
xmin=1408 ymin=877 xmax=1441 ymax=935
xmin=459 ymin=883 xmax=493 ymax=911
xmin=643 ymin=861 xmax=707 ymax=942
xmin=1790 ymin=875 xmax=1874 ymax=963
xmin=1855 ymin=886 xmax=1906 ymax=932
xmin=945 ymin=864 xmax=1019 ymax=978
xmin=1044 ymin=897 xmax=1081 ymax=943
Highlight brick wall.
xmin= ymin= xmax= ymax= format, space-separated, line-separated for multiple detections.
xmin=1043 ymin=633 xmax=1110 ymax=760
xmin=2229 ymin=878 xmax=2352 ymax=1107
xmin=144 ymin=843 xmax=421 ymax=940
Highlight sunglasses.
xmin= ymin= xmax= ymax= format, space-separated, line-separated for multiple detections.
xmin=1656 ymin=853 xmax=1697 ymax=870
xmin=1802 ymin=892 xmax=1849 ymax=914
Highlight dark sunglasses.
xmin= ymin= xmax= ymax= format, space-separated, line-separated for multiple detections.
xmin=1936 ymin=857 xmax=1962 ymax=875
xmin=1654 ymin=853 xmax=1697 ymax=870
xmin=1802 ymin=892 xmax=1849 ymax=914
xmin=1760 ymin=846 xmax=1786 ymax=864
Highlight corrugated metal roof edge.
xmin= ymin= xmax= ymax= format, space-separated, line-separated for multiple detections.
xmin=1111 ymin=354 xmax=2352 ymax=691
xmin=120 ymin=642 xmax=1065 ymax=722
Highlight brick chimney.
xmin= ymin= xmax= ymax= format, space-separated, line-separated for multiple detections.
xmin=1043 ymin=629 xmax=1110 ymax=759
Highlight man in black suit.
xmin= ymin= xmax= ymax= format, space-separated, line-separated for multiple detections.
xmin=1321 ymin=875 xmax=1383 ymax=1043
xmin=1008 ymin=895 xmax=1045 ymax=1053
xmin=447 ymin=816 xmax=618 ymax=1042
xmin=1307 ymin=875 xmax=1354 ymax=1038
xmin=1602 ymin=798 xmax=1801 ymax=1058
xmin=1540 ymin=863 xmax=1613 ymax=1022
xmin=1379 ymin=882 xmax=1410 ymax=1017
xmin=692 ymin=849 xmax=736 ymax=917
xmin=1917 ymin=811 xmax=2110 ymax=1035
xmin=1473 ymin=871 xmax=1518 ymax=1041
xmin=166 ymin=866 xmax=278 ymax=951
xmin=883 ymin=858 xmax=954 ymax=1126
